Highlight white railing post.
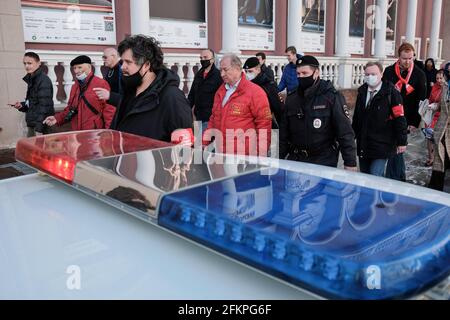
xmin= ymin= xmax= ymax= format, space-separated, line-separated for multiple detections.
xmin=186 ymin=63 xmax=195 ymax=92
xmin=276 ymin=63 xmax=283 ymax=85
xmin=176 ymin=63 xmax=185 ymax=91
xmin=332 ymin=63 xmax=339 ymax=87
xmin=93 ymin=62 xmax=103 ymax=79
xmin=322 ymin=64 xmax=329 ymax=81
xmin=45 ymin=62 xmax=59 ymax=104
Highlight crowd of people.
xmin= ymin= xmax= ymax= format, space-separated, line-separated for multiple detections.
xmin=9 ymin=35 xmax=450 ymax=191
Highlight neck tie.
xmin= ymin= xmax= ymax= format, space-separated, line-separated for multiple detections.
xmin=367 ymin=90 xmax=377 ymax=108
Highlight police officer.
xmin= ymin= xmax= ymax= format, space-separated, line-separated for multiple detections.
xmin=279 ymin=55 xmax=357 ymax=171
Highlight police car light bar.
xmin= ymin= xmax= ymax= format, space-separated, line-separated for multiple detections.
xmin=14 ymin=130 xmax=450 ymax=299
xmin=15 ymin=130 xmax=172 ymax=183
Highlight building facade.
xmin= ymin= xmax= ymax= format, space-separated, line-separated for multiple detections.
xmin=0 ymin=0 xmax=448 ymax=147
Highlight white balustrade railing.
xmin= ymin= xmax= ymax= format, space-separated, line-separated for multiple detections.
xmin=34 ymin=50 xmax=398 ymax=108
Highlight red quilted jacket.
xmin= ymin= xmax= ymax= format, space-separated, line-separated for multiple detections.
xmin=56 ymin=72 xmax=116 ymax=131
xmin=204 ymin=74 xmax=272 ymax=156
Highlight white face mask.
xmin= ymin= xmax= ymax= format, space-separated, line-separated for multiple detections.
xmin=76 ymin=72 xmax=88 ymax=81
xmin=364 ymin=75 xmax=380 ymax=88
xmin=246 ymin=72 xmax=256 ymax=81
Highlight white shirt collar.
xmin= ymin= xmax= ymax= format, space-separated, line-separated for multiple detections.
xmin=225 ymin=78 xmax=241 ymax=91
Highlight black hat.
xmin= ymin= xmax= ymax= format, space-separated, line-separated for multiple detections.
xmin=70 ymin=55 xmax=92 ymax=67
xmin=243 ymin=57 xmax=260 ymax=70
xmin=296 ymin=55 xmax=320 ymax=68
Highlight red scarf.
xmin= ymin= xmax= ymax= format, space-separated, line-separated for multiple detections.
xmin=429 ymin=82 xmax=443 ymax=104
xmin=395 ymin=61 xmax=415 ymax=95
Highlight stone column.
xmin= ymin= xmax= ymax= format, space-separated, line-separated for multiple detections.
xmin=429 ymin=0 xmax=443 ymax=61
xmin=405 ymin=0 xmax=418 ymax=45
xmin=221 ymin=0 xmax=240 ymax=54
xmin=374 ymin=0 xmax=388 ymax=59
xmin=130 ymin=0 xmax=150 ymax=35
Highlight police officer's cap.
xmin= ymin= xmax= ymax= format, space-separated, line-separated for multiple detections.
xmin=70 ymin=55 xmax=92 ymax=67
xmin=296 ymin=55 xmax=320 ymax=68
xmin=243 ymin=57 xmax=260 ymax=70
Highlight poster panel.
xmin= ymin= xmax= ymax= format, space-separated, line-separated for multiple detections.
xmin=347 ymin=0 xmax=366 ymax=54
xmin=238 ymin=0 xmax=275 ymax=51
xmin=21 ymin=0 xmax=116 ymax=45
xmin=148 ymin=0 xmax=207 ymax=49
xmin=301 ymin=0 xmax=326 ymax=53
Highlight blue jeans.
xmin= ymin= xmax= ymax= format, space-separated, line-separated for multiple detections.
xmin=386 ymin=153 xmax=406 ymax=182
xmin=359 ymin=158 xmax=388 ymax=177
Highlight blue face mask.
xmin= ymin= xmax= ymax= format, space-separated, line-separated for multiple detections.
xmin=76 ymin=72 xmax=88 ymax=82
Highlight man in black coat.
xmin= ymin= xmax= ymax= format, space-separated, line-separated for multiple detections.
xmin=11 ymin=52 xmax=54 ymax=137
xmin=382 ymin=43 xmax=427 ymax=181
xmin=353 ymin=62 xmax=408 ymax=177
xmin=110 ymin=35 xmax=193 ymax=143
xmin=279 ymin=56 xmax=357 ymax=170
xmin=188 ymin=49 xmax=223 ymax=132
xmin=93 ymin=47 xmax=123 ymax=107
xmin=256 ymin=52 xmax=275 ymax=82
xmin=243 ymin=57 xmax=283 ymax=128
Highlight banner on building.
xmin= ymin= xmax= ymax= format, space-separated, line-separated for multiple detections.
xmin=21 ymin=0 xmax=116 ymax=45
xmin=300 ymin=0 xmax=326 ymax=53
xmin=148 ymin=0 xmax=207 ymax=49
xmin=371 ymin=0 xmax=398 ymax=56
xmin=237 ymin=0 xmax=275 ymax=51
xmin=347 ymin=0 xmax=366 ymax=54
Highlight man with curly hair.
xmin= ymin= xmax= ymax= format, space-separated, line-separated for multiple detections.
xmin=110 ymin=35 xmax=193 ymax=142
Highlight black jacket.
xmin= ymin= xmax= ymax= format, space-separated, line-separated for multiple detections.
xmin=20 ymin=67 xmax=55 ymax=132
xmin=110 ymin=67 xmax=193 ymax=142
xmin=261 ymin=63 xmax=275 ymax=82
xmin=383 ymin=63 xmax=427 ymax=127
xmin=251 ymin=71 xmax=283 ymax=126
xmin=280 ymin=80 xmax=357 ymax=167
xmin=104 ymin=60 xmax=123 ymax=107
xmin=352 ymin=81 xmax=408 ymax=159
xmin=188 ymin=64 xmax=223 ymax=122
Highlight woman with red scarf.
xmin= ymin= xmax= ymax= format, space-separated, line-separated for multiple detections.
xmin=382 ymin=43 xmax=427 ymax=182
xmin=422 ymin=70 xmax=446 ymax=166
xmin=429 ymin=71 xmax=450 ymax=191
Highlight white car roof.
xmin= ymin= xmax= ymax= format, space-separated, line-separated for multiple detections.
xmin=0 ymin=174 xmax=314 ymax=299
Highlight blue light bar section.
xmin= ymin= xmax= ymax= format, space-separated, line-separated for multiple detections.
xmin=158 ymin=169 xmax=450 ymax=300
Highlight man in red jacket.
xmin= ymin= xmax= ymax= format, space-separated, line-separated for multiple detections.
xmin=44 ymin=55 xmax=115 ymax=131
xmin=204 ymin=54 xmax=272 ymax=156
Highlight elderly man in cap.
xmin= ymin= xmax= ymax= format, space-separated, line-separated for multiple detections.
xmin=279 ymin=55 xmax=357 ymax=170
xmin=44 ymin=55 xmax=116 ymax=131
xmin=244 ymin=56 xmax=283 ymax=127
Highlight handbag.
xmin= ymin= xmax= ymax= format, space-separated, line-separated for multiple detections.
xmin=419 ymin=99 xmax=433 ymax=126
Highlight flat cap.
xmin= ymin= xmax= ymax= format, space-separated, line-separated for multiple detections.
xmin=70 ymin=55 xmax=92 ymax=67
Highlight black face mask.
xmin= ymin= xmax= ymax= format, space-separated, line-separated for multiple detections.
xmin=298 ymin=74 xmax=316 ymax=91
xmin=200 ymin=59 xmax=212 ymax=69
xmin=122 ymin=64 xmax=147 ymax=90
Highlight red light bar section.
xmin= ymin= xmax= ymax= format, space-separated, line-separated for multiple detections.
xmin=15 ymin=130 xmax=172 ymax=184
